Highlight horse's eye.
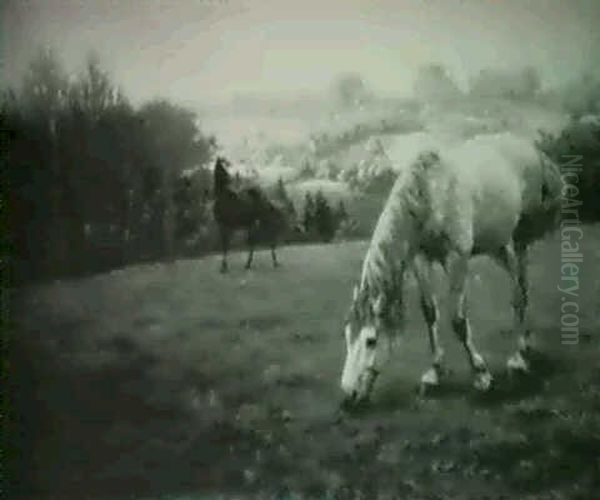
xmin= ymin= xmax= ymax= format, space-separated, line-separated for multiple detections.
xmin=366 ymin=337 xmax=377 ymax=348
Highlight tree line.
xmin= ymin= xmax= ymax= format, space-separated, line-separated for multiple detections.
xmin=2 ymin=49 xmax=217 ymax=283
xmin=301 ymin=191 xmax=355 ymax=242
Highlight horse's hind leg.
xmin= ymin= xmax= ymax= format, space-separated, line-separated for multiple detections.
xmin=219 ymin=228 xmax=230 ymax=273
xmin=494 ymin=243 xmax=533 ymax=374
xmin=448 ymin=254 xmax=493 ymax=391
xmin=270 ymin=242 xmax=279 ymax=268
xmin=414 ymin=257 xmax=444 ymax=390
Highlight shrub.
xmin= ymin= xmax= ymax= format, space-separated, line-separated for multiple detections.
xmin=537 ymin=116 xmax=600 ymax=222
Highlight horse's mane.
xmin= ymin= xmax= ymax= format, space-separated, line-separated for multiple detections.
xmin=361 ymin=151 xmax=441 ymax=280
xmin=244 ymin=186 xmax=265 ymax=202
xmin=213 ymin=158 xmax=270 ymax=204
xmin=351 ymin=150 xmax=443 ymax=328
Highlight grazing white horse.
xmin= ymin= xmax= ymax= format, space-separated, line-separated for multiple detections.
xmin=340 ymin=133 xmax=563 ymax=405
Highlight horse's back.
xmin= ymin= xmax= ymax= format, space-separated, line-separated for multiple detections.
xmin=448 ymin=134 xmax=560 ymax=250
xmin=410 ymin=133 xmax=558 ymax=254
xmin=449 ymin=134 xmax=536 ymax=194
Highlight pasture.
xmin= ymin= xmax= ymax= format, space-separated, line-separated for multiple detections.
xmin=8 ymin=227 xmax=600 ymax=499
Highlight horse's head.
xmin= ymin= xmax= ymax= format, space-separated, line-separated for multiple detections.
xmin=340 ymin=284 xmax=400 ymax=407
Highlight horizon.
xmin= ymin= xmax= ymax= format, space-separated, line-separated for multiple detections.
xmin=3 ymin=0 xmax=600 ymax=110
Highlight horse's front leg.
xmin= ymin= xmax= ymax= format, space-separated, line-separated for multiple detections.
xmin=448 ymin=254 xmax=493 ymax=391
xmin=270 ymin=241 xmax=279 ymax=268
xmin=245 ymin=226 xmax=255 ymax=270
xmin=219 ymin=227 xmax=230 ymax=273
xmin=413 ymin=257 xmax=444 ymax=391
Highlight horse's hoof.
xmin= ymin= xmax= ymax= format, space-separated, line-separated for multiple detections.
xmin=421 ymin=367 xmax=440 ymax=386
xmin=419 ymin=367 xmax=442 ymax=396
xmin=473 ymin=370 xmax=493 ymax=392
xmin=507 ymin=351 xmax=530 ymax=375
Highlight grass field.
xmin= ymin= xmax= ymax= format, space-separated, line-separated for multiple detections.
xmin=8 ymin=226 xmax=600 ymax=499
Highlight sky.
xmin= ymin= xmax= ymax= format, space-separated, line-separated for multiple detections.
xmin=2 ymin=0 xmax=599 ymax=107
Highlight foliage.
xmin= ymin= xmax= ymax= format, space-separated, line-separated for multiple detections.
xmin=413 ymin=64 xmax=462 ymax=102
xmin=350 ymin=138 xmax=397 ymax=195
xmin=302 ymin=192 xmax=315 ymax=233
xmin=537 ymin=115 xmax=600 ymax=221
xmin=298 ymin=159 xmax=317 ymax=179
xmin=313 ymin=190 xmax=336 ymax=242
xmin=4 ymin=49 xmax=216 ymax=282
xmin=173 ymin=168 xmax=214 ymax=255
xmin=301 ymin=190 xmax=353 ymax=242
xmin=470 ymin=66 xmax=541 ymax=101
xmin=331 ymin=73 xmax=372 ymax=109
xmin=556 ymin=72 xmax=600 ymax=118
xmin=273 ymin=177 xmax=297 ymax=223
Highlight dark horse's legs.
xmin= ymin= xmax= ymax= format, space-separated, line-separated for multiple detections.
xmin=245 ymin=226 xmax=255 ymax=270
xmin=270 ymin=242 xmax=279 ymax=268
xmin=219 ymin=227 xmax=230 ymax=273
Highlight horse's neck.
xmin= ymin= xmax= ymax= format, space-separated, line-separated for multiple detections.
xmin=357 ymin=245 xmax=407 ymax=328
xmin=359 ymin=203 xmax=413 ymax=297
xmin=357 ymin=158 xmax=431 ymax=304
xmin=214 ymin=164 xmax=231 ymax=195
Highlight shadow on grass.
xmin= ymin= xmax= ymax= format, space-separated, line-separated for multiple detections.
xmin=338 ymin=381 xmax=416 ymax=418
xmin=344 ymin=349 xmax=570 ymax=414
xmin=470 ymin=350 xmax=568 ymax=408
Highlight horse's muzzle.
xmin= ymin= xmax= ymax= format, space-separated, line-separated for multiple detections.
xmin=340 ymin=369 xmax=379 ymax=410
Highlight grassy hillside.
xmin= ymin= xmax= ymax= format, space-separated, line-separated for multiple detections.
xmin=8 ymin=227 xmax=600 ymax=499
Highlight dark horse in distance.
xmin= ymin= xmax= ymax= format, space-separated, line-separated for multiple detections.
xmin=213 ymin=157 xmax=287 ymax=273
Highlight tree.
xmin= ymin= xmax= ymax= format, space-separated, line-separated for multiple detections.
xmin=470 ymin=66 xmax=541 ymax=100
xmin=21 ymin=47 xmax=68 ymax=117
xmin=299 ymin=159 xmax=316 ymax=179
xmin=557 ymin=71 xmax=600 ymax=118
xmin=413 ymin=64 xmax=461 ymax=102
xmin=5 ymin=48 xmax=217 ymax=281
xmin=314 ymin=190 xmax=335 ymax=242
xmin=74 ymin=53 xmax=124 ymax=119
xmin=137 ymin=100 xmax=215 ymax=260
xmin=520 ymin=66 xmax=541 ymax=100
xmin=275 ymin=177 xmax=286 ymax=198
xmin=302 ymin=192 xmax=315 ymax=233
xmin=537 ymin=118 xmax=600 ymax=221
xmin=332 ymin=74 xmax=372 ymax=109
xmin=70 ymin=55 xmax=134 ymax=263
xmin=274 ymin=177 xmax=296 ymax=222
xmin=334 ymin=199 xmax=349 ymax=227
xmin=19 ymin=48 xmax=70 ymax=275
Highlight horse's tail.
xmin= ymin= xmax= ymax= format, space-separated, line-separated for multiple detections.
xmin=538 ymin=151 xmax=563 ymax=209
xmin=213 ymin=157 xmax=231 ymax=196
